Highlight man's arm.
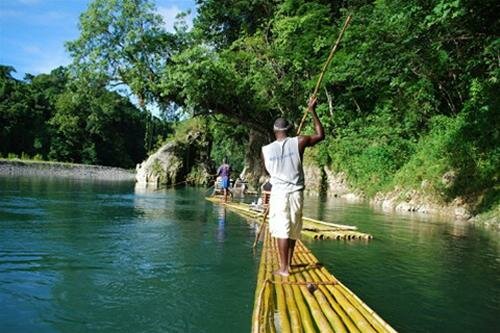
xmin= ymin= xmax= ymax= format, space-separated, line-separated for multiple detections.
xmin=298 ymin=96 xmax=325 ymax=154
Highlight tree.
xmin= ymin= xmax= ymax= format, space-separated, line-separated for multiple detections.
xmin=66 ymin=0 xmax=176 ymax=107
xmin=0 ymin=66 xmax=28 ymax=156
xmin=49 ymin=79 xmax=148 ymax=167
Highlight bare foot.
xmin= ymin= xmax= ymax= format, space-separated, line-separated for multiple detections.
xmin=273 ymin=269 xmax=289 ymax=277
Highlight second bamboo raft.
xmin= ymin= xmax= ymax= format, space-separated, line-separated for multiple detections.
xmin=206 ymin=196 xmax=373 ymax=241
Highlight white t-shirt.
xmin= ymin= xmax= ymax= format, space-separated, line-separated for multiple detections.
xmin=261 ymin=136 xmax=304 ymax=193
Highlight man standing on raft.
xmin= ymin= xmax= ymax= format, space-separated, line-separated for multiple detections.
xmin=217 ymin=157 xmax=232 ymax=203
xmin=261 ymin=97 xmax=324 ymax=277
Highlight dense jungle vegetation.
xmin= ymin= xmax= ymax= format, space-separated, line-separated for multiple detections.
xmin=0 ymin=65 xmax=169 ymax=168
xmin=1 ymin=0 xmax=498 ymax=216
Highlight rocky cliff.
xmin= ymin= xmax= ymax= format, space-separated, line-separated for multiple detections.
xmin=135 ymin=130 xmax=213 ymax=188
xmin=302 ymin=163 xmax=483 ymax=222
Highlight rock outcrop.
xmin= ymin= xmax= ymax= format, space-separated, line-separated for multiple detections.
xmin=135 ymin=142 xmax=183 ymax=186
xmin=135 ymin=129 xmax=213 ymax=188
xmin=303 ymin=164 xmax=364 ymax=202
xmin=303 ymin=162 xmax=476 ymax=221
xmin=370 ymin=186 xmax=473 ymax=219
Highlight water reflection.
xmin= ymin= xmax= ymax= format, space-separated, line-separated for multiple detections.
xmin=216 ymin=206 xmax=227 ymax=243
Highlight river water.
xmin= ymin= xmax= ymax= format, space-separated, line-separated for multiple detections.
xmin=0 ymin=177 xmax=498 ymax=332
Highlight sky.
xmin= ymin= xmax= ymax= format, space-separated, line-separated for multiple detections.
xmin=0 ymin=0 xmax=197 ymax=79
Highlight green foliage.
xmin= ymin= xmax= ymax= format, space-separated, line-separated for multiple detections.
xmin=186 ymin=164 xmax=210 ymax=185
xmin=4 ymin=0 xmax=495 ymax=214
xmin=327 ymin=104 xmax=416 ymax=196
xmin=0 ymin=65 xmax=67 ymax=158
xmin=0 ymin=65 xmax=155 ymax=168
xmin=195 ymin=0 xmax=276 ymax=48
xmin=66 ymin=0 xmax=168 ymax=106
xmin=208 ymin=115 xmax=247 ymax=173
xmin=48 ymin=80 xmax=149 ymax=167
xmin=33 ymin=154 xmax=44 ymax=161
xmin=390 ymin=77 xmax=498 ymax=212
xmin=164 ymin=0 xmax=497 ymax=213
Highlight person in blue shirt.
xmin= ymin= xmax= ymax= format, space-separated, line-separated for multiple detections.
xmin=217 ymin=157 xmax=232 ymax=203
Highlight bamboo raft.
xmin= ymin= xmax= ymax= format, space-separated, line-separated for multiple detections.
xmin=205 ymin=196 xmax=373 ymax=241
xmin=206 ymin=196 xmax=396 ymax=332
xmin=252 ymin=227 xmax=397 ymax=333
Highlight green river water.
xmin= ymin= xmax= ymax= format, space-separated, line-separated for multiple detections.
xmin=0 ymin=176 xmax=498 ymax=332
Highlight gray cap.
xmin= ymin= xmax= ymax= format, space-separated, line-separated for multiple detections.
xmin=273 ymin=118 xmax=291 ymax=131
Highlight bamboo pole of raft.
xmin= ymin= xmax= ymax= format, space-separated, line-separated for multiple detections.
xmin=271 ymin=240 xmax=316 ymax=333
xmin=296 ymin=242 xmax=376 ymax=332
xmin=256 ymin=233 xmax=270 ymax=333
xmin=297 ymin=14 xmax=353 ymax=135
xmin=286 ymin=270 xmax=317 ymax=333
xmin=272 ymin=241 xmax=335 ymax=333
xmin=292 ymin=250 xmax=347 ymax=333
xmin=253 ymin=228 xmax=272 ymax=333
xmin=253 ymin=207 xmax=269 ymax=249
xmin=267 ymin=241 xmax=303 ymax=333
xmin=294 ymin=254 xmax=349 ymax=333
xmin=271 ymin=249 xmax=292 ymax=332
xmin=283 ymin=278 xmax=303 ymax=332
xmin=295 ymin=252 xmax=360 ymax=333
xmin=297 ymin=242 xmax=386 ymax=333
xmin=262 ymin=233 xmax=274 ymax=332
xmin=303 ymin=217 xmax=358 ymax=230
xmin=333 ymin=280 xmax=395 ymax=333
xmin=312 ymin=262 xmax=389 ymax=333
xmin=252 ymin=252 xmax=265 ymax=331
xmin=267 ymin=234 xmax=310 ymax=333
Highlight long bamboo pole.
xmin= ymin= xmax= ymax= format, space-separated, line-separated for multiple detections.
xmin=297 ymin=254 xmax=349 ymax=333
xmin=287 ymin=260 xmax=334 ymax=331
xmin=270 ymin=239 xmax=292 ymax=332
xmin=253 ymin=207 xmax=269 ymax=249
xmin=297 ymin=14 xmax=353 ymax=135
xmin=295 ymin=250 xmax=361 ymax=333
xmin=297 ymin=242 xmax=379 ymax=333
xmin=271 ymin=238 xmax=316 ymax=333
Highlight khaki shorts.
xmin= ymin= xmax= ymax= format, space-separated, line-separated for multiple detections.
xmin=268 ymin=190 xmax=304 ymax=240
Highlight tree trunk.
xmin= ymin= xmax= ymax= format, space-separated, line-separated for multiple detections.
xmin=243 ymin=129 xmax=270 ymax=189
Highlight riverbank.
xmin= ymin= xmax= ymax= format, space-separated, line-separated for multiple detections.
xmin=303 ymin=164 xmax=499 ymax=230
xmin=0 ymin=159 xmax=135 ymax=181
